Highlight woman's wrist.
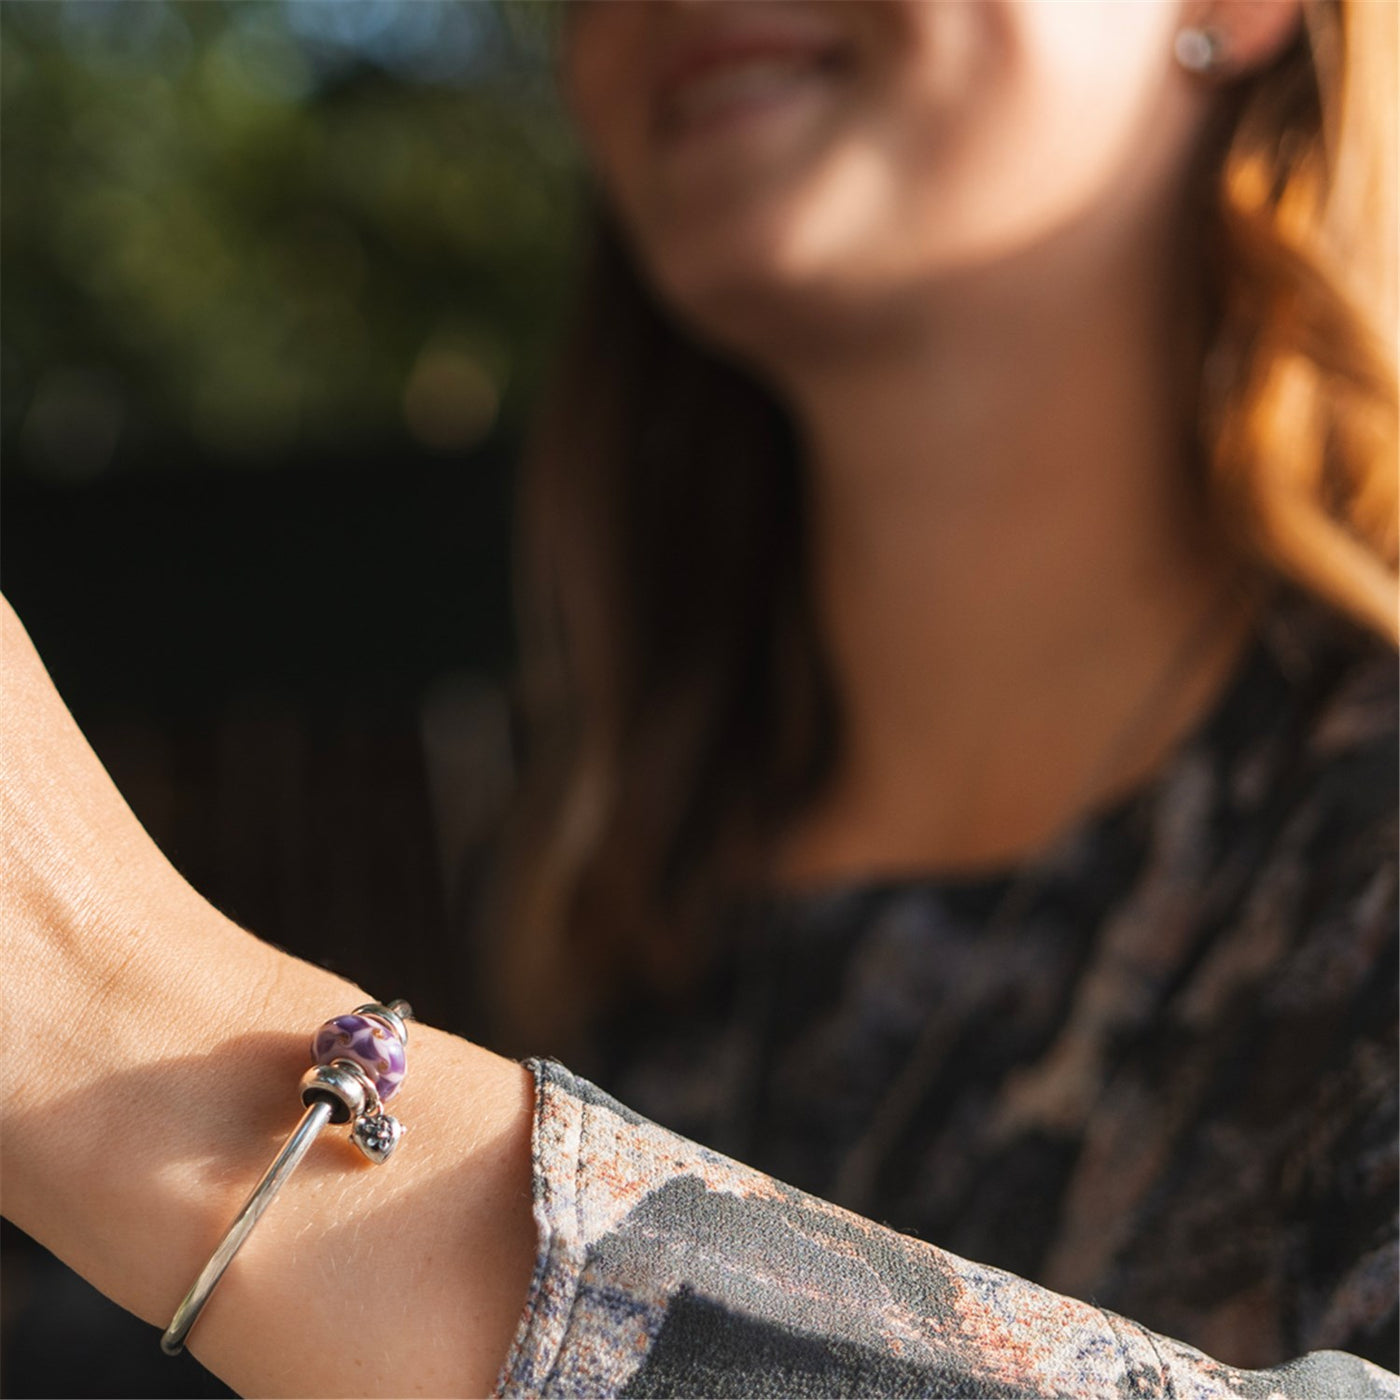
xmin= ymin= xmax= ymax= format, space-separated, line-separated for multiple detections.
xmin=2 ymin=603 xmax=538 ymax=1395
xmin=6 ymin=889 xmax=539 ymax=1398
xmin=191 ymin=1007 xmax=538 ymax=1397
xmin=3 ymin=884 xmax=355 ymax=1323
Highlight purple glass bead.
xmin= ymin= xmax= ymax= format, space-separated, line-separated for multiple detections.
xmin=310 ymin=1014 xmax=407 ymax=1100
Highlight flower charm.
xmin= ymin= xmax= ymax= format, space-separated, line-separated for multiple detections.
xmin=351 ymin=1112 xmax=403 ymax=1164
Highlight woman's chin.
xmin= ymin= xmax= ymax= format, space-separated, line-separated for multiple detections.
xmin=626 ymin=138 xmax=921 ymax=362
xmin=637 ymin=222 xmax=908 ymax=369
xmin=644 ymin=246 xmax=826 ymax=360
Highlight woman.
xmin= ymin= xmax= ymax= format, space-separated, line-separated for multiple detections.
xmin=2 ymin=1 xmax=1395 ymax=1396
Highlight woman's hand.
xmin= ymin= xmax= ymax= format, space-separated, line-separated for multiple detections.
xmin=1 ymin=598 xmax=538 ymax=1397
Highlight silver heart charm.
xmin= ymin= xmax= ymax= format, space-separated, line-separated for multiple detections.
xmin=351 ymin=1112 xmax=403 ymax=1164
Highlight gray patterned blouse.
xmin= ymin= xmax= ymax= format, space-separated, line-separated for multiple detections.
xmin=493 ymin=582 xmax=1398 ymax=1398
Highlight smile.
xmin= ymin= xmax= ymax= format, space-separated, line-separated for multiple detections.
xmin=653 ymin=24 xmax=852 ymax=146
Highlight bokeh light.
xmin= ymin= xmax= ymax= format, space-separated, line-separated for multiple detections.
xmin=1 ymin=0 xmax=575 ymax=480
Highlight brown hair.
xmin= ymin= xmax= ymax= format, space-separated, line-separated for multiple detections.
xmin=489 ymin=0 xmax=1398 ymax=1053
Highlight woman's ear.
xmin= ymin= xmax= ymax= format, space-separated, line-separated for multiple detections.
xmin=1177 ymin=0 xmax=1304 ymax=81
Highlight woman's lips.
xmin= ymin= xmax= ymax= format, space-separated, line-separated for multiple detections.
xmin=653 ymin=30 xmax=850 ymax=142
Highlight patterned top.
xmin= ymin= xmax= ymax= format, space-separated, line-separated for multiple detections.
xmin=493 ymin=581 xmax=1399 ymax=1398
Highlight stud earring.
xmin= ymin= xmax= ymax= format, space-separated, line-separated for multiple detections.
xmin=1174 ymin=26 xmax=1226 ymax=75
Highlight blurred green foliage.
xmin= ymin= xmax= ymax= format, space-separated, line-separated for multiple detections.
xmin=1 ymin=0 xmax=580 ymax=480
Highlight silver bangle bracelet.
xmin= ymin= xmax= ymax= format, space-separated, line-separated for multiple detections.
xmin=160 ymin=999 xmax=414 ymax=1357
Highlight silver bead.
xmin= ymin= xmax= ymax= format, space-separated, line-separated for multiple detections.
xmin=353 ymin=1000 xmax=413 ymax=1046
xmin=300 ymin=1062 xmax=368 ymax=1125
xmin=328 ymin=1057 xmax=382 ymax=1118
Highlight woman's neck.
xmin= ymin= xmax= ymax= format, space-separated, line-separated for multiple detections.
xmin=767 ymin=217 xmax=1258 ymax=887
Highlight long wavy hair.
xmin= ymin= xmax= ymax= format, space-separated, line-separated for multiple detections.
xmin=488 ymin=0 xmax=1398 ymax=1053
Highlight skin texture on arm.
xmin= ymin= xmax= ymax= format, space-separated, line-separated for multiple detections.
xmin=0 ymin=597 xmax=537 ymax=1398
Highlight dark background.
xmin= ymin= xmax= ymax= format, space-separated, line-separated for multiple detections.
xmin=1 ymin=3 xmax=578 ymax=1394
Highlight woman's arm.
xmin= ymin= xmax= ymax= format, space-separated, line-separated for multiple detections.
xmin=5 ymin=595 xmax=1396 ymax=1400
xmin=502 ymin=1058 xmax=1398 ymax=1399
xmin=0 ymin=599 xmax=538 ymax=1397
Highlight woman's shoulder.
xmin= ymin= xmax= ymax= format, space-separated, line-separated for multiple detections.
xmin=1250 ymin=583 xmax=1397 ymax=861
xmin=1176 ymin=582 xmax=1396 ymax=1039
xmin=1264 ymin=581 xmax=1397 ymax=747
